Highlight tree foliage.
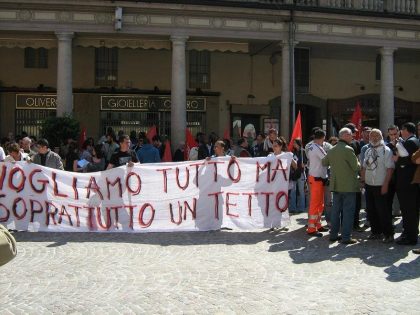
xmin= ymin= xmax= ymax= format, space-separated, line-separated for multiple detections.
xmin=40 ymin=115 xmax=80 ymax=149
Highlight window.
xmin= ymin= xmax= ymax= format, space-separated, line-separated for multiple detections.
xmin=294 ymin=48 xmax=310 ymax=93
xmin=375 ymin=54 xmax=381 ymax=81
xmin=24 ymin=48 xmax=48 ymax=68
xmin=189 ymin=50 xmax=210 ymax=89
xmin=95 ymin=47 xmax=118 ymax=87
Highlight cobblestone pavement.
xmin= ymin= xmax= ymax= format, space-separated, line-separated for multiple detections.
xmin=1 ymin=212 xmax=419 ymax=315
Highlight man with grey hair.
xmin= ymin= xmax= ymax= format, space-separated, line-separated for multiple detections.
xmin=20 ymin=136 xmax=36 ymax=157
xmin=361 ymin=129 xmax=395 ymax=243
xmin=322 ymin=127 xmax=361 ymax=244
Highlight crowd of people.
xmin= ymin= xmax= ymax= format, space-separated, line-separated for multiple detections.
xmin=303 ymin=122 xmax=420 ymax=253
xmin=0 ymin=121 xmax=419 ymax=252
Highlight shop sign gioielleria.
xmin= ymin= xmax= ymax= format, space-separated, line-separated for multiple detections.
xmin=100 ymin=95 xmax=206 ymax=112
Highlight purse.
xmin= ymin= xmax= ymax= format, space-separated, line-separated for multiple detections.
xmin=0 ymin=224 xmax=17 ymax=266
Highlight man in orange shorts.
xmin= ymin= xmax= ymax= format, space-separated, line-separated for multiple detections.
xmin=306 ymin=129 xmax=329 ymax=237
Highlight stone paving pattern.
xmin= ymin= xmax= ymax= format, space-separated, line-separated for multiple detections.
xmin=0 ymin=213 xmax=419 ymax=314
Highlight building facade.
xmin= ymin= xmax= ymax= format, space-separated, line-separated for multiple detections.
xmin=0 ymin=0 xmax=419 ymax=146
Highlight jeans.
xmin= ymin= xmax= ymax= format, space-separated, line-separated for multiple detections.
xmin=330 ymin=192 xmax=356 ymax=241
xmin=289 ymin=174 xmax=306 ymax=212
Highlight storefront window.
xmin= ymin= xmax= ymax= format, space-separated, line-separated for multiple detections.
xmin=16 ymin=109 xmax=55 ymax=138
xmin=99 ymin=95 xmax=207 ymax=139
xmin=15 ymin=94 xmax=56 ymax=138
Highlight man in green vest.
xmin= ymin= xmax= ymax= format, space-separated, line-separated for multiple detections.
xmin=322 ymin=127 xmax=361 ymax=244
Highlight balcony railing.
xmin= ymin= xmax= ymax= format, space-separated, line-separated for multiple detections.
xmin=258 ymin=0 xmax=418 ymax=14
xmin=310 ymin=0 xmax=416 ymax=14
xmin=135 ymin=0 xmax=418 ymax=15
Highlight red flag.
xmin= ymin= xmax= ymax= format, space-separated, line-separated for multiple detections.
xmin=223 ymin=124 xmax=230 ymax=140
xmin=184 ymin=128 xmax=197 ymax=160
xmin=79 ymin=127 xmax=87 ymax=149
xmin=162 ymin=140 xmax=172 ymax=162
xmin=288 ymin=111 xmax=303 ymax=152
xmin=146 ymin=125 xmax=157 ymax=143
xmin=350 ymin=102 xmax=363 ymax=140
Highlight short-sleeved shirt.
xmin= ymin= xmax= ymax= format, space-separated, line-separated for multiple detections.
xmin=109 ymin=150 xmax=138 ymax=168
xmin=307 ymin=142 xmax=328 ymax=178
xmin=363 ymin=144 xmax=394 ymax=186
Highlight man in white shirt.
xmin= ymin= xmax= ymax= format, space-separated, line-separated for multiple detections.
xmin=305 ymin=127 xmax=334 ymax=222
xmin=306 ymin=129 xmax=329 ymax=237
xmin=305 ymin=127 xmax=333 ymax=158
xmin=361 ymin=129 xmax=395 ymax=243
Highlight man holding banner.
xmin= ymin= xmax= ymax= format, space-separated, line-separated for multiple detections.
xmin=107 ymin=134 xmax=138 ymax=169
xmin=32 ymin=138 xmax=64 ymax=170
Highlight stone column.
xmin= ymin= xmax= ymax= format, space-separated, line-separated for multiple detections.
xmin=55 ymin=31 xmax=74 ymax=116
xmin=281 ymin=41 xmax=290 ymax=139
xmin=379 ymin=47 xmax=396 ymax=134
xmin=170 ymin=35 xmax=188 ymax=150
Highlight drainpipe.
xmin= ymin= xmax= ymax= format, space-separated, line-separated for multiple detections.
xmin=289 ymin=0 xmax=297 ymax=132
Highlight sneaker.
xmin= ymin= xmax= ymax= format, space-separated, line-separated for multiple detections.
xmin=341 ymin=238 xmax=357 ymax=245
xmin=317 ymin=226 xmax=329 ymax=232
xmin=412 ymin=248 xmax=420 ymax=254
xmin=307 ymin=231 xmax=323 ymax=237
xmin=382 ymin=235 xmax=394 ymax=244
xmin=368 ymin=233 xmax=382 ymax=240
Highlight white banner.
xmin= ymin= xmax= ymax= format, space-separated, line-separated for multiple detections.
xmin=0 ymin=154 xmax=292 ymax=232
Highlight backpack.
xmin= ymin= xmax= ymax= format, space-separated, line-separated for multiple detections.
xmin=0 ymin=225 xmax=17 ymax=266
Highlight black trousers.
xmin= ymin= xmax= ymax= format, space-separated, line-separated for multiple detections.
xmin=365 ymin=185 xmax=393 ymax=237
xmin=387 ymin=179 xmax=397 ymax=215
xmin=396 ymin=184 xmax=420 ymax=242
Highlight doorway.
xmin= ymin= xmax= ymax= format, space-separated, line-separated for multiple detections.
xmin=231 ymin=114 xmax=261 ymax=140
